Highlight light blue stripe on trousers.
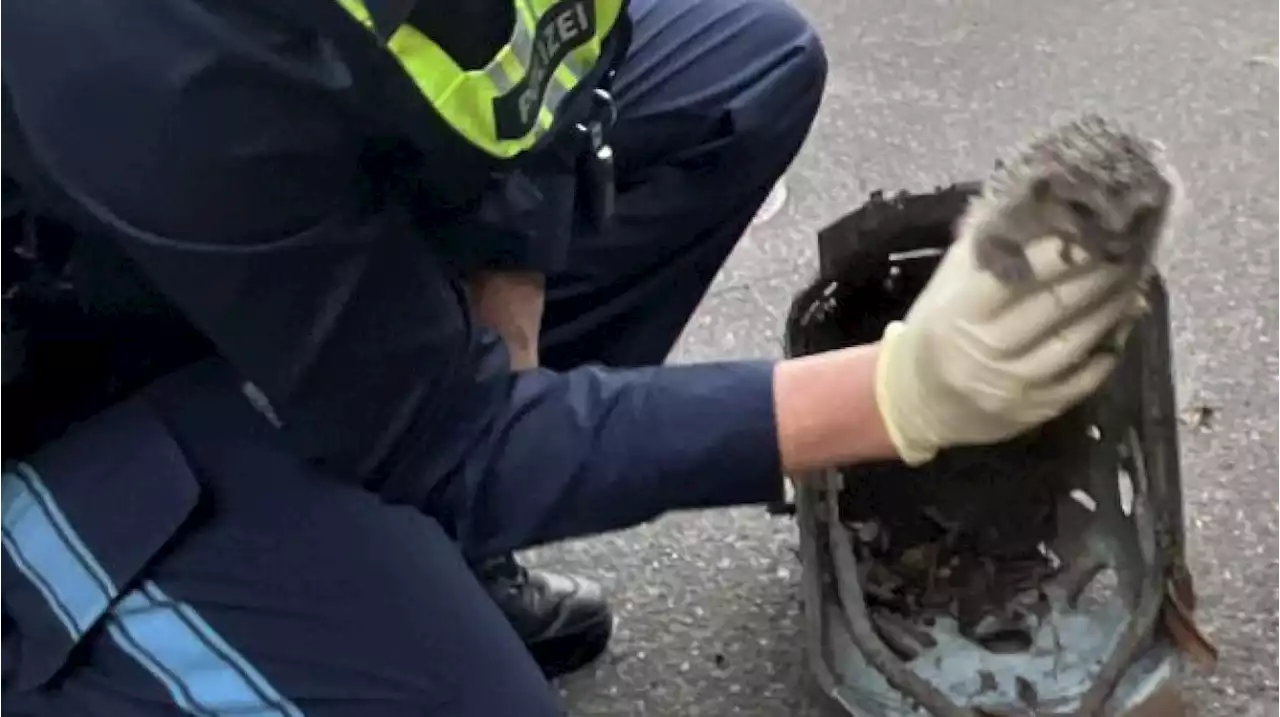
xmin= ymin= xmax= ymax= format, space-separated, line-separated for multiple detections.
xmin=2 ymin=463 xmax=304 ymax=716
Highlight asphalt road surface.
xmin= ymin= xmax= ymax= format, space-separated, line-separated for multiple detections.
xmin=527 ymin=0 xmax=1280 ymax=714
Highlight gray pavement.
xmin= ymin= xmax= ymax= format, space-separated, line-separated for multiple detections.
xmin=528 ymin=0 xmax=1280 ymax=713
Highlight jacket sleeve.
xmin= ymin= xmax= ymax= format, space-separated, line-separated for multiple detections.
xmin=3 ymin=0 xmax=783 ymax=557
xmin=435 ymin=168 xmax=579 ymax=274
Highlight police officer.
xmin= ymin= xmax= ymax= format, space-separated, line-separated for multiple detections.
xmin=0 ymin=0 xmax=1150 ymax=713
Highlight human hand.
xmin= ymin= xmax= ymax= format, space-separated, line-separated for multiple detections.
xmin=874 ymin=233 xmax=1150 ymax=466
xmin=468 ymin=270 xmax=546 ymax=371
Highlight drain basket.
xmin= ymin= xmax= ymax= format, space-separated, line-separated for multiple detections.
xmin=785 ymin=184 xmax=1209 ymax=717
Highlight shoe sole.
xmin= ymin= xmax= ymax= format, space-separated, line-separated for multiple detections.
xmin=528 ymin=614 xmax=615 ymax=679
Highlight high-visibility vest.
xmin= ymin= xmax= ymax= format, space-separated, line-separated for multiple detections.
xmin=337 ymin=0 xmax=625 ymax=159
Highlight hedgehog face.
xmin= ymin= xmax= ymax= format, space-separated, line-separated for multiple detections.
xmin=1026 ymin=168 xmax=1168 ymax=262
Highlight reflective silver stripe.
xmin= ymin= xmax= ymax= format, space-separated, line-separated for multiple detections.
xmin=527 ymin=0 xmax=584 ymax=122
xmin=488 ymin=6 xmax=537 ymax=93
xmin=485 ymin=64 xmax=516 ymax=94
xmin=528 ymin=0 xmax=587 ymax=81
xmin=510 ymin=10 xmax=535 ymax=67
xmin=506 ymin=0 xmax=581 ymax=130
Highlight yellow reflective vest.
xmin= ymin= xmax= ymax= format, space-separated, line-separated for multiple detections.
xmin=337 ymin=0 xmax=626 ymax=159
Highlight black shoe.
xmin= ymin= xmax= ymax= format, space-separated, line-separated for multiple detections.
xmin=476 ymin=554 xmax=614 ymax=679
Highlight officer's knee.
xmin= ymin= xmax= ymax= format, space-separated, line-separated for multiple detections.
xmin=752 ymin=0 xmax=829 ymax=98
xmin=722 ymin=0 xmax=828 ymax=143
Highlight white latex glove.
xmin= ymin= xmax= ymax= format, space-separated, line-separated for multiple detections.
xmin=875 ymin=234 xmax=1149 ymax=466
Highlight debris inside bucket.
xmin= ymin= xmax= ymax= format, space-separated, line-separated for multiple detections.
xmin=828 ymin=449 xmax=1153 ymax=714
xmin=844 ymin=504 xmax=1062 ymax=663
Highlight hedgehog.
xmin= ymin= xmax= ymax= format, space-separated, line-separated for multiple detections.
xmin=960 ymin=114 xmax=1181 ymax=286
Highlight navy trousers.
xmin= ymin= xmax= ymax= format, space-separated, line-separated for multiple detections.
xmin=1 ymin=0 xmax=826 ymax=714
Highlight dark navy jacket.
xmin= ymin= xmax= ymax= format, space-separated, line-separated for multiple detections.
xmin=1 ymin=0 xmax=782 ymax=554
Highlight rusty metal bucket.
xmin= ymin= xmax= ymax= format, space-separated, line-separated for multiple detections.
xmin=781 ymin=184 xmax=1215 ymax=716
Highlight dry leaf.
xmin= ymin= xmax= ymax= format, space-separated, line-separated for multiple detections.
xmin=899 ymin=544 xmax=938 ymax=573
xmin=1169 ymin=570 xmax=1198 ymax=611
xmin=852 ymin=520 xmax=880 ymax=543
xmin=1163 ymin=578 xmax=1219 ymax=669
xmin=977 ymin=670 xmax=999 ymax=694
xmin=1015 ymin=676 xmax=1039 ymax=709
xmin=870 ymin=609 xmax=926 ymax=661
xmin=1179 ymin=404 xmax=1217 ymax=430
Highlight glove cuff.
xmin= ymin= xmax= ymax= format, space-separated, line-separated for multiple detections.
xmin=876 ymin=321 xmax=938 ymax=467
